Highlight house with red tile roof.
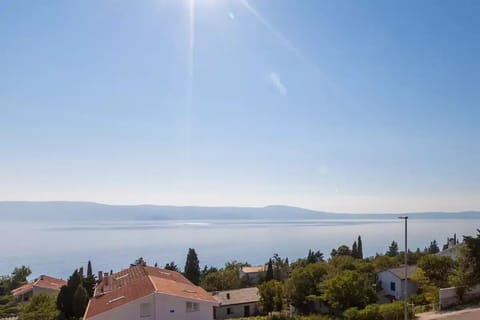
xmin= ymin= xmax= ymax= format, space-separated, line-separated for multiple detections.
xmin=11 ymin=275 xmax=66 ymax=303
xmin=238 ymin=265 xmax=266 ymax=283
xmin=83 ymin=265 xmax=218 ymax=320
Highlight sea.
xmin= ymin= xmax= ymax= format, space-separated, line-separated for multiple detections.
xmin=1 ymin=218 xmax=478 ymax=279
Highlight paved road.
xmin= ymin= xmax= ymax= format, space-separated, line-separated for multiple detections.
xmin=417 ymin=307 xmax=480 ymax=320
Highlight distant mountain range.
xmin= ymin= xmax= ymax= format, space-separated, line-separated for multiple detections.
xmin=1 ymin=201 xmax=480 ymax=222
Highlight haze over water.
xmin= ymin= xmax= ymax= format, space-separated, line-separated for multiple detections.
xmin=2 ymin=218 xmax=477 ymax=279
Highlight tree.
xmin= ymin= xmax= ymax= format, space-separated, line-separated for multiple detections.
xmin=72 ymin=285 xmax=89 ymax=318
xmin=357 ymin=236 xmax=364 ymax=259
xmin=265 ymin=259 xmax=274 ymax=282
xmin=0 ymin=294 xmax=21 ymax=318
xmin=200 ymin=268 xmax=240 ymax=291
xmin=307 ymin=250 xmax=324 ymax=264
xmin=417 ymin=255 xmax=455 ymax=288
xmin=86 ymin=261 xmax=93 ymax=277
xmin=57 ymin=269 xmax=83 ymax=319
xmin=18 ymin=293 xmax=59 ymax=320
xmin=164 ymin=262 xmax=179 ymax=272
xmin=56 ymin=285 xmax=74 ymax=319
xmin=387 ymin=241 xmax=399 ymax=257
xmin=372 ymin=255 xmax=398 ymax=272
xmin=258 ymin=280 xmax=283 ymax=313
xmin=131 ymin=257 xmax=147 ymax=267
xmin=448 ymin=232 xmax=480 ymax=299
xmin=184 ymin=248 xmax=201 ymax=285
xmin=428 ymin=240 xmax=440 ymax=254
xmin=462 ymin=229 xmax=480 ymax=282
xmin=352 ymin=241 xmax=358 ymax=259
xmin=331 ymin=245 xmax=352 ymax=257
xmin=285 ymin=263 xmax=327 ymax=314
xmin=83 ymin=261 xmax=96 ymax=298
xmin=271 ymin=253 xmax=289 ymax=281
xmin=0 ymin=266 xmax=32 ymax=294
xmin=320 ymin=270 xmax=376 ymax=311
xmin=411 ymin=268 xmax=439 ymax=305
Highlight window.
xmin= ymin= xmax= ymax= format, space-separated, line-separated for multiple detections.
xmin=390 ymin=282 xmax=396 ymax=292
xmin=186 ymin=301 xmax=200 ymax=312
xmin=227 ymin=307 xmax=233 ymax=315
xmin=140 ymin=303 xmax=152 ymax=318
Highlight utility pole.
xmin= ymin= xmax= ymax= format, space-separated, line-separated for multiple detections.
xmin=398 ymin=216 xmax=408 ymax=320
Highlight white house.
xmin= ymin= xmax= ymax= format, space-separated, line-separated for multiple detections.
xmin=212 ymin=287 xmax=259 ymax=319
xmin=377 ymin=266 xmax=418 ymax=300
xmin=83 ymin=265 xmax=218 ymax=320
xmin=11 ymin=275 xmax=66 ymax=303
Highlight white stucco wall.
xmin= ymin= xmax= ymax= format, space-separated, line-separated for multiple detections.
xmin=440 ymin=284 xmax=480 ymax=309
xmin=154 ymin=292 xmax=215 ymax=320
xmin=378 ymin=271 xmax=417 ymax=300
xmin=89 ymin=294 xmax=155 ymax=320
xmin=214 ymin=302 xmax=258 ymax=320
xmin=89 ymin=293 xmax=216 ymax=320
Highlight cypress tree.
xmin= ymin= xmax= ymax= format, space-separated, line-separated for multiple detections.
xmin=352 ymin=241 xmax=358 ymax=258
xmin=87 ymin=261 xmax=93 ymax=277
xmin=73 ymin=285 xmax=89 ymax=318
xmin=357 ymin=236 xmax=363 ymax=259
xmin=57 ymin=285 xmax=74 ymax=318
xmin=184 ymin=248 xmax=201 ymax=285
xmin=265 ymin=259 xmax=274 ymax=282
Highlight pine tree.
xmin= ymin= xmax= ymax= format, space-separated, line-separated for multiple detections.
xmin=357 ymin=236 xmax=363 ymax=259
xmin=165 ymin=261 xmax=179 ymax=272
xmin=352 ymin=241 xmax=358 ymax=258
xmin=265 ymin=259 xmax=274 ymax=282
xmin=131 ymin=257 xmax=147 ymax=267
xmin=428 ymin=240 xmax=440 ymax=254
xmin=184 ymin=248 xmax=201 ymax=285
xmin=387 ymin=241 xmax=399 ymax=257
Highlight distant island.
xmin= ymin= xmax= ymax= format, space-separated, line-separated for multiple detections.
xmin=1 ymin=201 xmax=479 ymax=221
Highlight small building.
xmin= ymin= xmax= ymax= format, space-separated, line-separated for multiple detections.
xmin=437 ymin=242 xmax=463 ymax=261
xmin=238 ymin=266 xmax=266 ymax=283
xmin=11 ymin=275 xmax=66 ymax=303
xmin=212 ymin=287 xmax=260 ymax=320
xmin=83 ymin=265 xmax=218 ymax=320
xmin=377 ymin=266 xmax=418 ymax=300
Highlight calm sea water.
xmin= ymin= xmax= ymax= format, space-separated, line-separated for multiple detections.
xmin=1 ymin=219 xmax=479 ymax=279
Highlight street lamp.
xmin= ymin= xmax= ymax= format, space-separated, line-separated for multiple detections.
xmin=398 ymin=216 xmax=408 ymax=320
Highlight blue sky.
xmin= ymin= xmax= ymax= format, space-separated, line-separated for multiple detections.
xmin=1 ymin=0 xmax=479 ymax=213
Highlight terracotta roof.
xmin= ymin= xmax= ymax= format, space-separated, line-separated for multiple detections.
xmin=240 ymin=265 xmax=266 ymax=274
xmin=213 ymin=287 xmax=259 ymax=306
xmin=384 ymin=266 xmax=417 ymax=280
xmin=84 ymin=265 xmax=217 ymax=319
xmin=11 ymin=275 xmax=66 ymax=296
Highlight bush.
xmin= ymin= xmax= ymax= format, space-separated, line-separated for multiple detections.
xmin=378 ymin=301 xmax=403 ymax=320
xmin=343 ymin=307 xmax=360 ymax=320
xmin=358 ymin=304 xmax=381 ymax=320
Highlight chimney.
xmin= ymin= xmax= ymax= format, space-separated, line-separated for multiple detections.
xmin=98 ymin=271 xmax=103 ymax=281
xmin=104 ymin=273 xmax=110 ymax=286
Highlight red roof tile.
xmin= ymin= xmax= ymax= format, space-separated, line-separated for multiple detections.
xmin=84 ymin=265 xmax=217 ymax=319
xmin=11 ymin=275 xmax=66 ymax=296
